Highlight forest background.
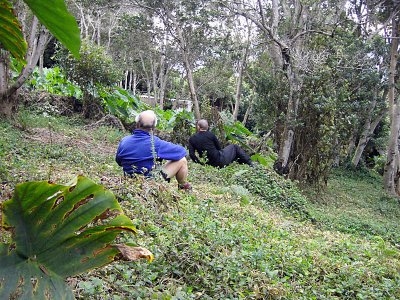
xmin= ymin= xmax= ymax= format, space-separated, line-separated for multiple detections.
xmin=1 ymin=0 xmax=400 ymax=299
xmin=2 ymin=0 xmax=400 ymax=192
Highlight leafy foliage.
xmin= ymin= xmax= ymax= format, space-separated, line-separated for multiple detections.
xmin=222 ymin=121 xmax=277 ymax=167
xmin=24 ymin=0 xmax=80 ymax=57
xmin=99 ymin=85 xmax=195 ymax=138
xmin=99 ymin=87 xmax=141 ymax=121
xmin=55 ymin=40 xmax=122 ymax=117
xmin=28 ymin=67 xmax=82 ymax=99
xmin=0 ymin=0 xmax=27 ymax=62
xmin=0 ymin=175 xmax=151 ymax=299
xmin=56 ymin=40 xmax=121 ymax=93
xmin=1 ymin=112 xmax=400 ymax=299
xmin=217 ymin=165 xmax=310 ymax=218
xmin=0 ymin=0 xmax=80 ymax=62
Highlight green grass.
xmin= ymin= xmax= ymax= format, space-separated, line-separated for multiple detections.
xmin=305 ymin=168 xmax=400 ymax=244
xmin=1 ymin=111 xmax=400 ymax=299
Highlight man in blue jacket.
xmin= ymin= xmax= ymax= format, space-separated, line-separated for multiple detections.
xmin=116 ymin=110 xmax=191 ymax=190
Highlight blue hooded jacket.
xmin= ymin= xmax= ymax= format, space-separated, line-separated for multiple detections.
xmin=116 ymin=129 xmax=187 ymax=175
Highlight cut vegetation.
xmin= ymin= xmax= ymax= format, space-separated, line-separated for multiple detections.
xmin=1 ymin=111 xmax=399 ymax=299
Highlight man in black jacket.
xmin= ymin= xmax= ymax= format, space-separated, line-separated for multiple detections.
xmin=188 ymin=119 xmax=253 ymax=168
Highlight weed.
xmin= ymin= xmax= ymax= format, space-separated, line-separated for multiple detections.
xmin=305 ymin=168 xmax=400 ymax=243
xmin=1 ymin=111 xmax=400 ymax=299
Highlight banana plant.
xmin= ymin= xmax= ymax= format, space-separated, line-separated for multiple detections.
xmin=0 ymin=0 xmax=80 ymax=62
xmin=0 ymin=176 xmax=152 ymax=300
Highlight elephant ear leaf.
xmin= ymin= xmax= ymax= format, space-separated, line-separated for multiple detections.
xmin=0 ymin=175 xmax=150 ymax=300
xmin=23 ymin=0 xmax=80 ymax=58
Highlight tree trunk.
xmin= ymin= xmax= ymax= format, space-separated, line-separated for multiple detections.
xmin=158 ymin=53 xmax=168 ymax=110
xmin=132 ymin=71 xmax=137 ymax=95
xmin=39 ymin=54 xmax=44 ymax=76
xmin=384 ymin=103 xmax=400 ymax=195
xmin=139 ymin=52 xmax=152 ymax=102
xmin=124 ymin=70 xmax=128 ymax=90
xmin=278 ymin=66 xmax=300 ymax=168
xmin=0 ymin=17 xmax=50 ymax=117
xmin=346 ymin=131 xmax=357 ymax=158
xmin=242 ymin=98 xmax=253 ymax=126
xmin=352 ymin=110 xmax=386 ymax=167
xmin=97 ymin=17 xmax=101 ymax=45
xmin=128 ymin=70 xmax=132 ymax=91
xmin=383 ymin=18 xmax=400 ymax=196
xmin=0 ymin=50 xmax=9 ymax=97
xmin=159 ymin=67 xmax=169 ymax=110
xmin=151 ymin=61 xmax=159 ymax=104
xmin=183 ymin=51 xmax=201 ymax=119
xmin=173 ymin=22 xmax=200 ymax=118
xmin=233 ymin=36 xmax=250 ymax=121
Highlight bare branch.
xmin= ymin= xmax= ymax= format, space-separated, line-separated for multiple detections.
xmin=292 ymin=29 xmax=334 ymax=42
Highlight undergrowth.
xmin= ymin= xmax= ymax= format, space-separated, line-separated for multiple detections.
xmin=1 ymin=110 xmax=400 ymax=299
xmin=305 ymin=168 xmax=400 ymax=245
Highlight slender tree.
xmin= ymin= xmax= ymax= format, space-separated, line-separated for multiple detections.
xmin=383 ymin=16 xmax=400 ymax=195
xmin=222 ymin=0 xmax=345 ymax=173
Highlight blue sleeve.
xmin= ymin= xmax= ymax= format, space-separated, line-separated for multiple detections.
xmin=115 ymin=143 xmax=122 ymax=166
xmin=156 ymin=138 xmax=187 ymax=161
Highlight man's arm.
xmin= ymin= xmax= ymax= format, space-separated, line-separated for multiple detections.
xmin=156 ymin=138 xmax=187 ymax=161
xmin=212 ymin=133 xmax=222 ymax=150
xmin=188 ymin=139 xmax=201 ymax=164
xmin=115 ymin=145 xmax=122 ymax=166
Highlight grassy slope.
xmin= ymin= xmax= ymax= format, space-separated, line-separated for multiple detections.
xmin=1 ymin=112 xmax=399 ymax=299
xmin=305 ymin=169 xmax=400 ymax=244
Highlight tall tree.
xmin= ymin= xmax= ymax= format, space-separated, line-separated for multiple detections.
xmin=132 ymin=0 xmax=219 ymax=119
xmin=0 ymin=15 xmax=50 ymax=117
xmin=232 ymin=18 xmax=253 ymax=122
xmin=383 ymin=16 xmax=400 ymax=195
xmin=222 ymin=0 xmax=346 ymax=173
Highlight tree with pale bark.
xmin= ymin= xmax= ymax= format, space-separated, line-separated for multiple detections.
xmin=0 ymin=0 xmax=80 ymax=118
xmin=220 ymin=0 xmax=346 ymax=175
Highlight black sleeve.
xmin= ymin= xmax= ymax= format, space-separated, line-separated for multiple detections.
xmin=188 ymin=138 xmax=200 ymax=164
xmin=212 ymin=133 xmax=222 ymax=150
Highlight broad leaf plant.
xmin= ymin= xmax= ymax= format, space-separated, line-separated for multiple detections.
xmin=0 ymin=176 xmax=152 ymax=299
xmin=0 ymin=0 xmax=80 ymax=62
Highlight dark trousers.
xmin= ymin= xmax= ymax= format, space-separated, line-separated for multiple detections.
xmin=219 ymin=144 xmax=252 ymax=167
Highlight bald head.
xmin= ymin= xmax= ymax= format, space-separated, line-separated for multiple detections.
xmin=197 ymin=119 xmax=209 ymax=131
xmin=136 ymin=110 xmax=157 ymax=131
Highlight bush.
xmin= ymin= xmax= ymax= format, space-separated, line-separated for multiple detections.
xmin=55 ymin=40 xmax=123 ymax=118
xmin=373 ymin=154 xmax=386 ymax=175
xmin=28 ymin=67 xmax=82 ymax=99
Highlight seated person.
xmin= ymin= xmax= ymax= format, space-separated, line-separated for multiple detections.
xmin=116 ymin=110 xmax=191 ymax=190
xmin=188 ymin=119 xmax=253 ymax=168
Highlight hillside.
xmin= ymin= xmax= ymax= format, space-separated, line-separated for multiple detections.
xmin=1 ymin=111 xmax=400 ymax=299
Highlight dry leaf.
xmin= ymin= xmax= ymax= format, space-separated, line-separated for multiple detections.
xmin=113 ymin=244 xmax=154 ymax=262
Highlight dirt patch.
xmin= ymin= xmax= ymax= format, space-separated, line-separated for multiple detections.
xmin=26 ymin=128 xmax=116 ymax=156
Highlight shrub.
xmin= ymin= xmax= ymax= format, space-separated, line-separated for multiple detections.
xmin=373 ymin=154 xmax=386 ymax=175
xmin=55 ymin=40 xmax=122 ymax=118
xmin=219 ymin=165 xmax=310 ymax=219
xmin=28 ymin=67 xmax=82 ymax=99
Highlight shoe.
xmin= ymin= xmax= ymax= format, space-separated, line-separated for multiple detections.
xmin=161 ymin=170 xmax=171 ymax=183
xmin=178 ymin=182 xmax=192 ymax=191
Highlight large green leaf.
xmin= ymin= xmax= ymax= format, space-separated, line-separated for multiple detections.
xmin=0 ymin=0 xmax=27 ymax=62
xmin=0 ymin=176 xmax=143 ymax=299
xmin=23 ymin=0 xmax=80 ymax=58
